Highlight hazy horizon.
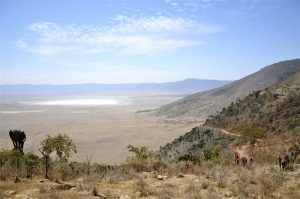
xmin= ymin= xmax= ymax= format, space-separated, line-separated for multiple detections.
xmin=0 ymin=77 xmax=233 ymax=86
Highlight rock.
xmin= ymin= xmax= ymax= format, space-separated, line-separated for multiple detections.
xmin=79 ymin=191 xmax=90 ymax=196
xmin=177 ymin=173 xmax=184 ymax=178
xmin=157 ymin=175 xmax=164 ymax=180
xmin=194 ymin=179 xmax=200 ymax=183
xmin=120 ymin=195 xmax=131 ymax=199
xmin=163 ymin=175 xmax=168 ymax=179
xmin=39 ymin=180 xmax=44 ymax=183
xmin=70 ymin=186 xmax=79 ymax=191
xmin=224 ymin=192 xmax=232 ymax=198
xmin=5 ymin=190 xmax=16 ymax=195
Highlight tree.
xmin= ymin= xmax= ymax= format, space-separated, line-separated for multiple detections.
xmin=24 ymin=152 xmax=40 ymax=178
xmin=127 ymin=145 xmax=153 ymax=159
xmin=39 ymin=134 xmax=76 ymax=178
xmin=242 ymin=127 xmax=267 ymax=146
xmin=41 ymin=134 xmax=76 ymax=163
xmin=9 ymin=130 xmax=26 ymax=154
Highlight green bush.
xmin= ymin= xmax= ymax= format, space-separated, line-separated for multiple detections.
xmin=24 ymin=152 xmax=40 ymax=178
xmin=127 ymin=145 xmax=153 ymax=159
xmin=242 ymin=127 xmax=267 ymax=146
xmin=202 ymin=149 xmax=219 ymax=161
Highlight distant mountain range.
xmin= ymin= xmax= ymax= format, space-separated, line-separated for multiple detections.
xmin=155 ymin=59 xmax=300 ymax=119
xmin=0 ymin=79 xmax=231 ymax=95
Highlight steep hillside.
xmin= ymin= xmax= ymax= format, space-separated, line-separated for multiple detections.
xmin=155 ymin=59 xmax=300 ymax=119
xmin=158 ymin=126 xmax=235 ymax=162
xmin=204 ymin=71 xmax=300 ymax=135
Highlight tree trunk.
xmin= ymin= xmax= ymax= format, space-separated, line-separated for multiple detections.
xmin=45 ymin=156 xmax=49 ymax=179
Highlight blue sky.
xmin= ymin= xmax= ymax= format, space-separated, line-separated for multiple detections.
xmin=0 ymin=0 xmax=299 ymax=84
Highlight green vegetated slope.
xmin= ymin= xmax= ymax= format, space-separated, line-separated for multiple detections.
xmin=204 ymin=71 xmax=300 ymax=135
xmin=158 ymin=126 xmax=235 ymax=162
xmin=158 ymin=66 xmax=300 ymax=163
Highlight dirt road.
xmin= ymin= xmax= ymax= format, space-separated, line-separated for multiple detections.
xmin=206 ymin=126 xmax=250 ymax=159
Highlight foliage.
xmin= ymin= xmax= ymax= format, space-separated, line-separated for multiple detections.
xmin=40 ymin=134 xmax=77 ymax=162
xmin=242 ymin=128 xmax=267 ymax=146
xmin=7 ymin=149 xmax=23 ymax=167
xmin=127 ymin=145 xmax=153 ymax=159
xmin=202 ymin=149 xmax=219 ymax=161
xmin=287 ymin=116 xmax=300 ymax=130
xmin=24 ymin=152 xmax=40 ymax=178
xmin=290 ymin=134 xmax=300 ymax=153
xmin=0 ymin=149 xmax=11 ymax=167
xmin=39 ymin=134 xmax=76 ymax=179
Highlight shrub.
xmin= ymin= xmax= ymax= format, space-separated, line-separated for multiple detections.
xmin=134 ymin=178 xmax=154 ymax=197
xmin=242 ymin=127 xmax=267 ymax=146
xmin=127 ymin=145 xmax=153 ymax=159
xmin=24 ymin=152 xmax=40 ymax=178
xmin=202 ymin=149 xmax=219 ymax=161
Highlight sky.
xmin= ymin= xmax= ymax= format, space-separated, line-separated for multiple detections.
xmin=0 ymin=0 xmax=299 ymax=84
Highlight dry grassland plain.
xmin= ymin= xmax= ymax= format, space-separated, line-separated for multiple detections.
xmin=0 ymin=93 xmax=203 ymax=164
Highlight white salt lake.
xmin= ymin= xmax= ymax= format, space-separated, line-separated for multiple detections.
xmin=34 ymin=99 xmax=119 ymax=106
xmin=0 ymin=110 xmax=46 ymax=114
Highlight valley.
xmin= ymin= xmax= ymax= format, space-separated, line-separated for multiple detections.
xmin=0 ymin=93 xmax=203 ymax=164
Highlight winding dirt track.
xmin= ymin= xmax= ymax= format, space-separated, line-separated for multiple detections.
xmin=207 ymin=126 xmax=250 ymax=159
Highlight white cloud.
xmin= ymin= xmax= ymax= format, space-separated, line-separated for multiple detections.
xmin=17 ymin=15 xmax=222 ymax=55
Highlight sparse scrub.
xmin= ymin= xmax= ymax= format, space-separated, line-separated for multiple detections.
xmin=133 ymin=178 xmax=154 ymax=197
xmin=257 ymin=169 xmax=284 ymax=197
xmin=185 ymin=181 xmax=202 ymax=199
xmin=24 ymin=152 xmax=40 ymax=178
xmin=214 ymin=165 xmax=227 ymax=188
xmin=156 ymin=188 xmax=176 ymax=199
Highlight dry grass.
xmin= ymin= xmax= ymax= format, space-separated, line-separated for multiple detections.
xmin=133 ymin=178 xmax=155 ymax=197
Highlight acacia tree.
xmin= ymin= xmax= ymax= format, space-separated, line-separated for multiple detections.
xmin=127 ymin=145 xmax=152 ymax=159
xmin=39 ymin=134 xmax=76 ymax=178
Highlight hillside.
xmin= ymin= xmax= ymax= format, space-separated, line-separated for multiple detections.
xmin=204 ymin=71 xmax=300 ymax=135
xmin=0 ymin=79 xmax=231 ymax=95
xmin=158 ymin=126 xmax=235 ymax=162
xmin=155 ymin=59 xmax=300 ymax=119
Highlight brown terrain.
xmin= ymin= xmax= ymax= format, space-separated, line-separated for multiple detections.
xmin=0 ymin=93 xmax=203 ymax=164
xmin=1 ymin=60 xmax=300 ymax=199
